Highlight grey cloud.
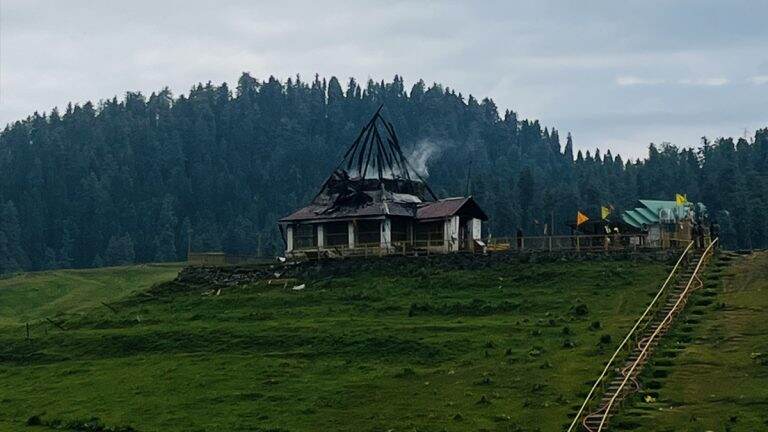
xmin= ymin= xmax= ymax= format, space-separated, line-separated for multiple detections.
xmin=1 ymin=0 xmax=767 ymax=160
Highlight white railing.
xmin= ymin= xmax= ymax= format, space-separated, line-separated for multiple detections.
xmin=565 ymin=240 xmax=694 ymax=432
xmin=596 ymin=238 xmax=718 ymax=431
xmin=487 ymin=234 xmax=650 ymax=253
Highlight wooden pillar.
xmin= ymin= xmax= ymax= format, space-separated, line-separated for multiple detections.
xmin=380 ymin=218 xmax=391 ymax=252
xmin=348 ymin=221 xmax=355 ymax=249
xmin=317 ymin=224 xmax=325 ymax=249
xmin=285 ymin=225 xmax=294 ymax=253
xmin=444 ymin=216 xmax=459 ymax=252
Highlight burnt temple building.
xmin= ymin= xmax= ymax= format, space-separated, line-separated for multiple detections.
xmin=279 ymin=107 xmax=487 ymax=257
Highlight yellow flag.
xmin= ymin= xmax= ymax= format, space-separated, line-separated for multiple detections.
xmin=675 ymin=193 xmax=687 ymax=205
xmin=576 ymin=211 xmax=589 ymax=226
xmin=601 ymin=206 xmax=611 ymax=220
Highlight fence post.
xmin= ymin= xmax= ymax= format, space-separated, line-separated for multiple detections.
xmin=576 ymin=236 xmax=580 ymax=252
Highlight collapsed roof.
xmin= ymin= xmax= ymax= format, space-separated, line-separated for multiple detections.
xmin=336 ymin=105 xmax=432 ymax=186
xmin=280 ymin=195 xmax=488 ymax=223
xmin=279 ymin=107 xmax=487 ymax=223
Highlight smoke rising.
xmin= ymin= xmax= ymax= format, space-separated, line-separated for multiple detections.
xmin=407 ymin=139 xmax=442 ymax=178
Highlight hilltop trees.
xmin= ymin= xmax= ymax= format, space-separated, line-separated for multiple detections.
xmin=155 ymin=195 xmax=178 ymax=262
xmin=0 ymin=201 xmax=27 ymax=273
xmin=0 ymin=74 xmax=766 ymax=273
xmin=103 ymin=234 xmax=135 ymax=267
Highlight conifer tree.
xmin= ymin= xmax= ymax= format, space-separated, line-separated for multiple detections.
xmin=0 ymin=73 xmax=765 ymax=274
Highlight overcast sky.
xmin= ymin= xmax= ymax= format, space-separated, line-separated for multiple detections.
xmin=2 ymin=0 xmax=767 ymax=159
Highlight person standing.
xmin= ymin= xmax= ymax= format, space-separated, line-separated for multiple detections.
xmin=711 ymin=220 xmax=720 ymax=247
xmin=694 ymin=222 xmax=705 ymax=249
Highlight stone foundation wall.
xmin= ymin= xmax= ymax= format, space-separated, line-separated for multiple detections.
xmin=175 ymin=249 xmax=681 ymax=288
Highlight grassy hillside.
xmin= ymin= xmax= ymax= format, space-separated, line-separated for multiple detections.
xmin=0 ymin=259 xmax=668 ymax=432
xmin=613 ymin=251 xmax=768 ymax=431
xmin=0 ymin=263 xmax=183 ymax=325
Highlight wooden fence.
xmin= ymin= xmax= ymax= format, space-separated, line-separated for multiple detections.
xmin=187 ymin=252 xmax=273 ymax=266
xmin=190 ymin=232 xmax=676 ymax=264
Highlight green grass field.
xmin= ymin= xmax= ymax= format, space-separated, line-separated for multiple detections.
xmin=0 ymin=259 xmax=671 ymax=432
xmin=3 ymin=254 xmax=766 ymax=432
xmin=613 ymin=251 xmax=768 ymax=431
xmin=0 ymin=263 xmax=183 ymax=325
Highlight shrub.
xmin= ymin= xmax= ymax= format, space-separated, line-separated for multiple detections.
xmin=475 ymin=376 xmax=493 ymax=386
xmin=394 ymin=367 xmax=416 ymax=378
xmin=570 ymin=302 xmax=589 ymax=317
xmin=476 ymin=394 xmax=492 ymax=405
xmin=408 ymin=299 xmax=520 ymax=317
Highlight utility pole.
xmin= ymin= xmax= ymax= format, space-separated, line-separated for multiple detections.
xmin=186 ymin=224 xmax=192 ymax=261
xmin=551 ymin=210 xmax=555 ymax=236
xmin=465 ymin=159 xmax=473 ymax=196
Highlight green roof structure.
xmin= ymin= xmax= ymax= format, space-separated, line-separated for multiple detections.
xmin=622 ymin=210 xmax=653 ymax=228
xmin=635 ymin=206 xmax=658 ymax=222
xmin=621 ymin=200 xmax=694 ymax=229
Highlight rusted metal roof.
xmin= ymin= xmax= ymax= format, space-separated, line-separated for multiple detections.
xmin=416 ymin=197 xmax=488 ymax=221
xmin=279 ymin=201 xmax=414 ymax=222
xmin=280 ymin=196 xmax=488 ymax=223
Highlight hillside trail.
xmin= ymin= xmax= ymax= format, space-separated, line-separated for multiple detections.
xmin=567 ymin=240 xmax=718 ymax=431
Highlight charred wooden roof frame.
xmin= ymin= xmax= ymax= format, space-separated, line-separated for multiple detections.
xmin=279 ymin=106 xmax=487 ymax=225
xmin=329 ymin=105 xmax=438 ymax=201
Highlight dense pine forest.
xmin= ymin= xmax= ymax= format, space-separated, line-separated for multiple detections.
xmin=0 ymin=74 xmax=766 ymax=273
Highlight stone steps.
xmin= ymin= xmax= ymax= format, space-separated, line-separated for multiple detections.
xmin=579 ymin=248 xmax=712 ymax=431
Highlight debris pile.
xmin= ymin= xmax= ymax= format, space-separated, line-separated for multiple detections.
xmin=170 ymin=248 xmax=681 ymax=292
xmin=175 ymin=266 xmax=279 ymax=287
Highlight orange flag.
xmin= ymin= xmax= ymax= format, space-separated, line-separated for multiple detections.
xmin=576 ymin=211 xmax=589 ymax=226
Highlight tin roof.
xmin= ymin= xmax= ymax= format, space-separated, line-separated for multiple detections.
xmin=621 ymin=199 xmax=694 ymax=228
xmin=622 ymin=210 xmax=652 ymax=228
xmin=280 ymin=196 xmax=487 ymax=223
xmin=416 ymin=197 xmax=488 ymax=221
xmin=279 ymin=201 xmax=413 ymax=222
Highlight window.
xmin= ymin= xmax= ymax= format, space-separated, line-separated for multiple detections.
xmin=414 ymin=221 xmax=444 ymax=245
xmin=356 ymin=220 xmax=380 ymax=245
xmin=294 ymin=224 xmax=316 ymax=249
xmin=391 ymin=218 xmax=409 ymax=242
xmin=325 ymin=222 xmax=348 ymax=247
